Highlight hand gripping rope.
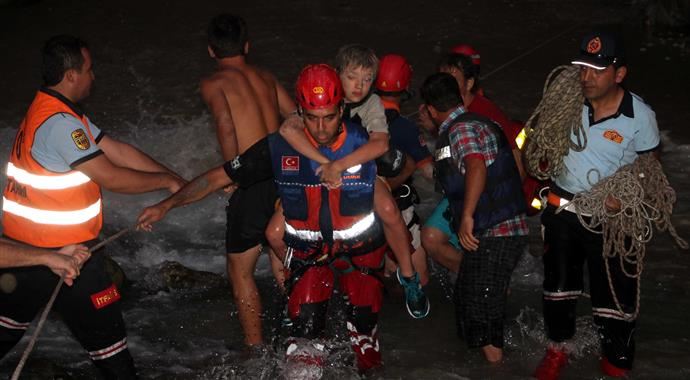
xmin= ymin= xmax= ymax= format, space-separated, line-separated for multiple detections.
xmin=11 ymin=227 xmax=131 ymax=380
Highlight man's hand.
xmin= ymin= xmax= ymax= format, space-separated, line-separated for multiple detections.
xmin=316 ymin=162 xmax=343 ymax=188
xmin=136 ymin=203 xmax=171 ymax=231
xmin=605 ymin=195 xmax=622 ymax=212
xmin=458 ymin=216 xmax=480 ymax=251
xmin=49 ymin=244 xmax=91 ymax=286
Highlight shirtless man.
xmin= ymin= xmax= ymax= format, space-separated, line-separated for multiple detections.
xmin=137 ymin=13 xmax=295 ymax=348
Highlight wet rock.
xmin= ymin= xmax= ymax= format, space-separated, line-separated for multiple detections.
xmin=158 ymin=260 xmax=225 ymax=290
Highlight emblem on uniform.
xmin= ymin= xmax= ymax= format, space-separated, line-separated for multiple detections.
xmin=587 ymin=37 xmax=602 ymax=54
xmin=90 ymin=284 xmax=121 ymax=309
xmin=603 ymin=130 xmax=624 ymax=144
xmin=71 ymin=129 xmax=90 ymax=150
xmin=282 ymin=156 xmax=300 ymax=172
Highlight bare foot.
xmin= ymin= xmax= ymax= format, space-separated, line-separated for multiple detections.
xmin=482 ymin=344 xmax=503 ymax=363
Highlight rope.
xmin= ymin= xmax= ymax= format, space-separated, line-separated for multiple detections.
xmin=11 ymin=227 xmax=131 ymax=380
xmin=559 ymin=154 xmax=688 ymax=320
xmin=523 ymin=64 xmax=585 ymax=180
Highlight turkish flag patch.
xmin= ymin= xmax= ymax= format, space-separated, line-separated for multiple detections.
xmin=282 ymin=156 xmax=300 ymax=171
xmin=90 ymin=284 xmax=121 ymax=309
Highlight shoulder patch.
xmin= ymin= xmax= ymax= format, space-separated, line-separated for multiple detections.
xmin=71 ymin=129 xmax=91 ymax=150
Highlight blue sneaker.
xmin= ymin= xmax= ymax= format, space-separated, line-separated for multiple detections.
xmin=396 ymin=269 xmax=430 ymax=319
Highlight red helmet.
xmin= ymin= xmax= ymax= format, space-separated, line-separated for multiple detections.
xmin=450 ymin=44 xmax=481 ymax=66
xmin=375 ymin=54 xmax=412 ymax=92
xmin=295 ymin=64 xmax=343 ymax=110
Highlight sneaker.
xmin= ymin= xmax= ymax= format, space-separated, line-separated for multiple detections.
xmin=600 ymin=357 xmax=629 ymax=378
xmin=396 ymin=268 xmax=430 ymax=319
xmin=534 ymin=347 xmax=567 ymax=380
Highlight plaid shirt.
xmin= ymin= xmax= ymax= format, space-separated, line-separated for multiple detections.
xmin=445 ymin=106 xmax=528 ymax=237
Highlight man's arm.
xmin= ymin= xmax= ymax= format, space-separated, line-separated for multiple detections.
xmin=201 ymin=78 xmax=239 ymax=161
xmin=275 ymin=80 xmax=297 ymax=118
xmin=137 ymin=166 xmax=232 ymax=230
xmin=76 ymin=154 xmax=183 ymax=194
xmin=0 ymin=239 xmax=90 ymax=286
xmin=98 ymin=135 xmax=182 ymax=178
xmin=458 ymin=156 xmax=486 ymax=251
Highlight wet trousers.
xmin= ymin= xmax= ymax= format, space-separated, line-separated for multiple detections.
xmin=454 ymin=235 xmax=526 ymax=348
xmin=0 ymin=252 xmax=136 ymax=379
xmin=541 ymin=205 xmax=637 ymax=369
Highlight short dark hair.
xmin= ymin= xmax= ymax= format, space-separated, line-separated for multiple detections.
xmin=41 ymin=35 xmax=88 ymax=86
xmin=420 ymin=72 xmax=462 ymax=112
xmin=207 ymin=13 xmax=248 ymax=58
xmin=438 ymin=53 xmax=480 ymax=94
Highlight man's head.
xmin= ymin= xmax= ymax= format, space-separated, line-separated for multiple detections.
xmin=207 ymin=13 xmax=248 ymax=58
xmin=572 ymin=31 xmax=627 ymax=102
xmin=42 ymin=35 xmax=94 ymax=102
xmin=375 ymin=54 xmax=412 ymax=96
xmin=438 ymin=53 xmax=480 ymax=99
xmin=419 ymin=72 xmax=462 ymax=130
xmin=335 ymin=44 xmax=378 ymax=103
xmin=296 ymin=64 xmax=344 ymax=146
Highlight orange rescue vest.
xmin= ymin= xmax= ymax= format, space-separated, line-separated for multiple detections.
xmin=2 ymin=90 xmax=103 ymax=247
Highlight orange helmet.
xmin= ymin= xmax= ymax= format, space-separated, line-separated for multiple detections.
xmin=450 ymin=44 xmax=481 ymax=66
xmin=295 ymin=64 xmax=343 ymax=110
xmin=375 ymin=54 xmax=412 ymax=93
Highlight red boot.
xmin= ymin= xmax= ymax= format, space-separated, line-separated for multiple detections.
xmin=347 ymin=322 xmax=382 ymax=372
xmin=600 ymin=357 xmax=629 ymax=378
xmin=534 ymin=347 xmax=568 ymax=380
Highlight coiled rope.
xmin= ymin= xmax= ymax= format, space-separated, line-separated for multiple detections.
xmin=562 ymin=154 xmax=688 ymax=320
xmin=523 ymin=65 xmax=585 ymax=180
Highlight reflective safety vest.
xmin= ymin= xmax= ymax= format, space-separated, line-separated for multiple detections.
xmin=2 ymin=90 xmax=103 ymax=247
xmin=268 ymin=121 xmax=384 ymax=256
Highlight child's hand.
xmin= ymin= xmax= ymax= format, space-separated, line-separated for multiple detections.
xmin=316 ymin=162 xmax=343 ymax=188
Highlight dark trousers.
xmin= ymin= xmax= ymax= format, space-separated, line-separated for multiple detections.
xmin=0 ymin=252 xmax=137 ymax=379
xmin=541 ymin=205 xmax=637 ymax=369
xmin=455 ymin=235 xmax=527 ymax=348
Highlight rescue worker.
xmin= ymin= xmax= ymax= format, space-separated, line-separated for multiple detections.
xmin=534 ymin=31 xmax=660 ymax=380
xmin=375 ymin=53 xmax=433 ymax=285
xmin=269 ymin=64 xmax=387 ymax=372
xmin=1 ymin=35 xmax=184 ymax=378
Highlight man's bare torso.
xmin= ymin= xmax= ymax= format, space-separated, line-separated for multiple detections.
xmin=201 ymin=63 xmax=281 ymax=160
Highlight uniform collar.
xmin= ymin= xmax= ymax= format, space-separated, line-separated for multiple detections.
xmin=39 ymin=87 xmax=86 ymax=118
xmin=439 ymin=105 xmax=466 ymax=134
xmin=584 ymin=89 xmax=634 ymax=126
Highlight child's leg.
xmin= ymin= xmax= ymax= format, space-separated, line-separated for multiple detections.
xmin=374 ymin=178 xmax=415 ymax=277
xmin=265 ymin=205 xmax=287 ymax=290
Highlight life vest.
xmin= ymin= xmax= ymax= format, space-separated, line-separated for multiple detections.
xmin=434 ymin=111 xmax=525 ymax=232
xmin=2 ymin=89 xmax=103 ymax=247
xmin=268 ymin=121 xmax=384 ymax=257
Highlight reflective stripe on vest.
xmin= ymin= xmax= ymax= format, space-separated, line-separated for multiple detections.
xmin=285 ymin=222 xmax=323 ymax=241
xmin=332 ymin=212 xmax=376 ymax=240
xmin=1 ymin=90 xmax=102 ymax=247
xmin=2 ymin=196 xmax=101 ymax=225
xmin=6 ymin=162 xmax=91 ymax=189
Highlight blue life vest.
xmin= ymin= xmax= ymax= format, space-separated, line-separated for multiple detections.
xmin=268 ymin=121 xmax=383 ymax=254
xmin=434 ymin=112 xmax=526 ymax=232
